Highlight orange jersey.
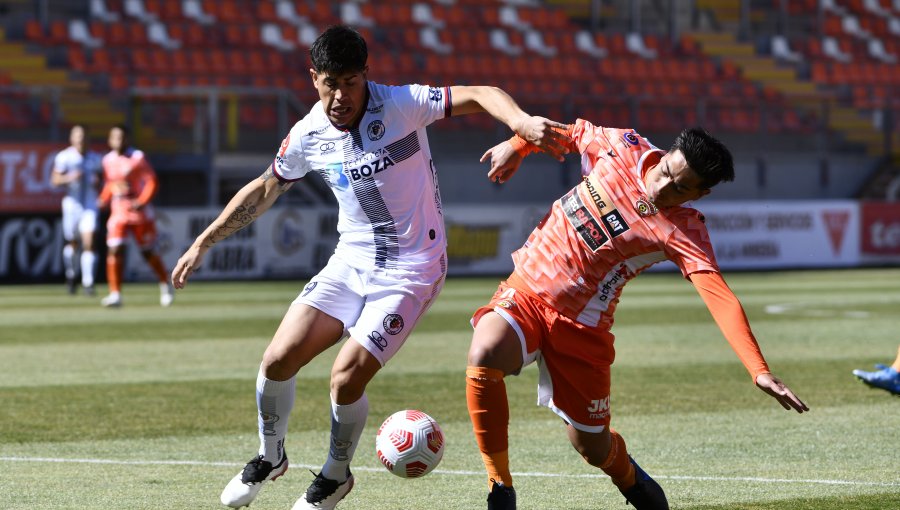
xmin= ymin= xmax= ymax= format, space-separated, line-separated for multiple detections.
xmin=510 ymin=119 xmax=718 ymax=328
xmin=99 ymin=148 xmax=158 ymax=224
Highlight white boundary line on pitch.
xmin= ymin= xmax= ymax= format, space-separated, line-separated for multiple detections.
xmin=1 ymin=456 xmax=898 ymax=488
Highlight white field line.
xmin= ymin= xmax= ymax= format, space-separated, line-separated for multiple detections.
xmin=1 ymin=456 xmax=898 ymax=488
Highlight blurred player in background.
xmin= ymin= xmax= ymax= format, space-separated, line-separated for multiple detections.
xmin=97 ymin=125 xmax=174 ymax=308
xmin=170 ymin=25 xmax=567 ymax=510
xmin=853 ymin=344 xmax=900 ymax=395
xmin=51 ymin=124 xmax=102 ymax=295
xmin=466 ymin=120 xmax=809 ymax=510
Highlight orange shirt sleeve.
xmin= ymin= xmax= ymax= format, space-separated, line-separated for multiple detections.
xmin=690 ymin=270 xmax=770 ymax=381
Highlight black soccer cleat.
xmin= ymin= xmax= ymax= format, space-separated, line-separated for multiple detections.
xmin=620 ymin=456 xmax=669 ymax=510
xmin=487 ymin=479 xmax=516 ymax=510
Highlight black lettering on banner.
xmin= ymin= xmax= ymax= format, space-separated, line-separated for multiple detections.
xmin=561 ymin=190 xmax=608 ymax=252
xmin=601 ymin=209 xmax=630 ymax=238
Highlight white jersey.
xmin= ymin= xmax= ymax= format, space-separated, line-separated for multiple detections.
xmin=273 ymin=81 xmax=451 ymax=271
xmin=53 ymin=146 xmax=102 ymax=210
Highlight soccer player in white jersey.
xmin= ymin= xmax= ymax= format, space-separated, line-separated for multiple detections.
xmin=51 ymin=124 xmax=102 ymax=295
xmin=170 ymin=25 xmax=569 ymax=510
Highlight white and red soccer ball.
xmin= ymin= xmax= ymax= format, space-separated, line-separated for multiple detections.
xmin=375 ymin=409 xmax=445 ymax=478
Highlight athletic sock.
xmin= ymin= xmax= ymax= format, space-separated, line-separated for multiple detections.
xmin=321 ymin=394 xmax=369 ymax=482
xmin=63 ymin=245 xmax=76 ymax=280
xmin=466 ymin=366 xmax=512 ymax=488
xmin=106 ymin=253 xmax=122 ymax=293
xmin=601 ymin=428 xmax=636 ymax=491
xmin=256 ymin=368 xmax=296 ymax=464
xmin=81 ymin=250 xmax=96 ymax=287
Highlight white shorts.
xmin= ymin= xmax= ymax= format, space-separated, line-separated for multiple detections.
xmin=294 ymin=254 xmax=447 ymax=366
xmin=61 ymin=196 xmax=97 ymax=242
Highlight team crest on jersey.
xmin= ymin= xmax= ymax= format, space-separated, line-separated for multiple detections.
xmin=622 ymin=132 xmax=639 ymax=146
xmin=634 ymin=196 xmax=658 ymax=217
xmin=428 ymin=87 xmax=442 ymax=102
xmin=367 ymin=120 xmax=385 ymax=141
xmin=383 ymin=314 xmax=404 ymax=335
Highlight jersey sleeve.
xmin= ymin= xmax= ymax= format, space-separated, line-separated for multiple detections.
xmin=272 ymin=123 xmax=312 ymax=182
xmin=690 ymin=270 xmax=771 ymax=380
xmin=392 ymin=84 xmax=451 ymax=128
xmin=664 ymin=208 xmax=719 ymax=277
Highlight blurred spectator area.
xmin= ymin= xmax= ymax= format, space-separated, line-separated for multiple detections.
xmin=0 ymin=0 xmax=896 ymax=201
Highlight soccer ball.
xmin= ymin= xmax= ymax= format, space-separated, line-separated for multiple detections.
xmin=375 ymin=409 xmax=445 ymax=478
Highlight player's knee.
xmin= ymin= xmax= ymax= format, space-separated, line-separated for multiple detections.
xmin=330 ymin=364 xmax=366 ymax=403
xmin=570 ymin=429 xmax=611 ymax=468
xmin=261 ymin=346 xmax=300 ymax=380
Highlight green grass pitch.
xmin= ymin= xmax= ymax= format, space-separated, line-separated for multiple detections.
xmin=1 ymin=268 xmax=899 ymax=509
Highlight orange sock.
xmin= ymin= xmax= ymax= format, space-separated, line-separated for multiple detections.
xmin=106 ymin=253 xmax=122 ymax=293
xmin=145 ymin=253 xmax=168 ymax=282
xmin=601 ymin=429 xmax=636 ymax=491
xmin=892 ymin=345 xmax=900 ymax=372
xmin=466 ymin=366 xmax=512 ymax=488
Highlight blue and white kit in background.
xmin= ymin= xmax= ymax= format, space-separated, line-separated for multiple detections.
xmin=272 ymin=81 xmax=452 ymax=365
xmin=54 ymin=146 xmax=102 ymax=241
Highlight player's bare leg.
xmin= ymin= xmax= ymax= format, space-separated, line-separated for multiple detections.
xmin=293 ymin=341 xmax=379 ymax=510
xmin=568 ymin=426 xmax=668 ymax=510
xmin=220 ymin=305 xmax=343 ymax=509
xmin=466 ymin=311 xmax=523 ymax=509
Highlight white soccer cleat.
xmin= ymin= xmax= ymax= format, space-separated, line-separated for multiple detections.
xmin=100 ymin=293 xmax=122 ymax=308
xmin=291 ymin=470 xmax=354 ymax=510
xmin=220 ymin=453 xmax=288 ymax=508
xmin=160 ymin=282 xmax=174 ymax=307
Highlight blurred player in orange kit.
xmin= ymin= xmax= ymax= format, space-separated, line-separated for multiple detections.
xmin=97 ymin=124 xmax=174 ymax=308
xmin=465 ymin=120 xmax=809 ymax=510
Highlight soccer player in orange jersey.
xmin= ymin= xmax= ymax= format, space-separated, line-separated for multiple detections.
xmin=465 ymin=121 xmax=809 ymax=510
xmin=97 ymin=125 xmax=174 ymax=308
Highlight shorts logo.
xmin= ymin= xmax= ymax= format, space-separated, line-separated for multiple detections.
xmin=367 ymin=120 xmax=385 ymax=141
xmin=497 ymin=300 xmax=515 ymax=309
xmin=601 ymin=209 xmax=630 ymax=238
xmin=634 ymin=196 xmax=658 ymax=217
xmin=383 ymin=314 xmax=404 ymax=335
xmin=587 ymin=396 xmax=610 ymax=419
xmin=368 ymin=331 xmax=388 ymax=351
xmin=622 ymin=132 xmax=639 ymax=146
xmin=428 ymin=87 xmax=443 ymax=102
xmin=301 ymin=281 xmax=317 ymax=297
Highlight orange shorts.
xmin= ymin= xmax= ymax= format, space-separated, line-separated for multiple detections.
xmin=106 ymin=216 xmax=158 ymax=249
xmin=472 ymin=280 xmax=616 ymax=433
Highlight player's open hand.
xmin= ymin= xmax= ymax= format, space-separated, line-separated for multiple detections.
xmin=480 ymin=141 xmax=524 ymax=184
xmin=171 ymin=244 xmax=208 ymax=289
xmin=516 ymin=116 xmax=571 ymax=161
xmin=755 ymin=373 xmax=809 ymax=413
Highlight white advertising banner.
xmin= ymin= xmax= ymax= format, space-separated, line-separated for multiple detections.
xmin=692 ymin=200 xmax=861 ymax=270
xmin=124 ymin=201 xmax=862 ymax=281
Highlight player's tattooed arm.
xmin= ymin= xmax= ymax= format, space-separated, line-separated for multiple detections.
xmin=198 ymin=166 xmax=292 ymax=249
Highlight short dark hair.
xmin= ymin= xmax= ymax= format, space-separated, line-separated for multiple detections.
xmin=310 ymin=25 xmax=368 ymax=75
xmin=670 ymin=127 xmax=734 ymax=189
xmin=112 ymin=124 xmax=129 ymax=137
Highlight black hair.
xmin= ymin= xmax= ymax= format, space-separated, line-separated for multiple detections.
xmin=112 ymin=124 xmax=129 ymax=138
xmin=310 ymin=25 xmax=368 ymax=75
xmin=670 ymin=127 xmax=734 ymax=188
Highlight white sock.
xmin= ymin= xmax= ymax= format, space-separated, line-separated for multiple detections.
xmin=81 ymin=251 xmax=95 ymax=287
xmin=256 ymin=368 xmax=295 ymax=464
xmin=63 ymin=245 xmax=76 ymax=279
xmin=320 ymin=394 xmax=369 ymax=482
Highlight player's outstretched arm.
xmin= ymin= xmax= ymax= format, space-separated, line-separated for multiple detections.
xmin=480 ymin=139 xmax=524 ymax=184
xmin=755 ymin=373 xmax=809 ymax=413
xmin=449 ymin=85 xmax=571 ymax=159
xmin=171 ymin=165 xmax=292 ymax=288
